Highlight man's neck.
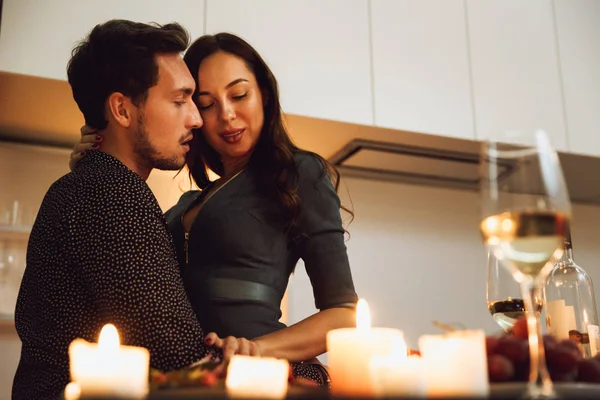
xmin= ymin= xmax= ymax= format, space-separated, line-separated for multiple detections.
xmin=98 ymin=130 xmax=152 ymax=180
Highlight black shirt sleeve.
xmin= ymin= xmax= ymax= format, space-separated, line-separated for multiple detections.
xmin=295 ymin=153 xmax=359 ymax=310
xmin=68 ymin=175 xmax=218 ymax=371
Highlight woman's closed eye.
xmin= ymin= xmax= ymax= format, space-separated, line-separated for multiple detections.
xmin=197 ymin=92 xmax=248 ymax=111
xmin=232 ymin=92 xmax=248 ymax=100
xmin=198 ymin=102 xmax=214 ymax=110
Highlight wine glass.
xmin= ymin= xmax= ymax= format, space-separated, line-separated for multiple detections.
xmin=480 ymin=130 xmax=571 ymax=399
xmin=487 ymin=250 xmax=544 ymax=333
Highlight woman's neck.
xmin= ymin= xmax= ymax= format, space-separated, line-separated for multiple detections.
xmin=221 ymin=155 xmax=251 ymax=181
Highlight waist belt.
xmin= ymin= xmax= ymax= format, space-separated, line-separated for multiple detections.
xmin=204 ymin=277 xmax=280 ymax=306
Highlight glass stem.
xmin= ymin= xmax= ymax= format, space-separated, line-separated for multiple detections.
xmin=521 ymin=278 xmax=556 ymax=399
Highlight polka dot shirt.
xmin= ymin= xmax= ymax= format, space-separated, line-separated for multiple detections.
xmin=12 ymin=151 xmax=219 ymax=400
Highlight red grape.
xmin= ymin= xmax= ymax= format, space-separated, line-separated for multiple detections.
xmin=558 ymin=339 xmax=583 ymax=358
xmin=578 ymin=359 xmax=600 ymax=383
xmin=487 ymin=354 xmax=514 ymax=382
xmin=547 ymin=345 xmax=580 ymax=376
xmin=512 ymin=317 xmax=528 ymax=340
xmin=486 ymin=336 xmax=499 ymax=356
xmin=496 ymin=336 xmax=529 ymax=365
xmin=543 ymin=335 xmax=558 ymax=353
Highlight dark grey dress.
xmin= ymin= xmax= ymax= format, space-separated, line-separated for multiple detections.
xmin=165 ymin=152 xmax=358 ymax=384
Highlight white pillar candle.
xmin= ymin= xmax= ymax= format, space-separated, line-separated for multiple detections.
xmin=327 ymin=299 xmax=406 ymax=397
xmin=369 ymin=355 xmax=426 ymax=398
xmin=69 ymin=324 xmax=150 ymax=399
xmin=419 ymin=329 xmax=489 ymax=398
xmin=225 ymin=355 xmax=289 ymax=399
xmin=547 ymin=299 xmax=576 ymax=340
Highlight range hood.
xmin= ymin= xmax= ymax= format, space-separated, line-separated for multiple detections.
xmin=2 ymin=70 xmax=600 ymax=205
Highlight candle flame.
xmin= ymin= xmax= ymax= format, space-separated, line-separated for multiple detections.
xmin=356 ymin=298 xmax=371 ymax=330
xmin=98 ymin=324 xmax=120 ymax=350
xmin=64 ymin=382 xmax=81 ymax=400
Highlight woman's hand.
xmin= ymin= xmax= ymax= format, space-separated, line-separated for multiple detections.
xmin=69 ymin=125 xmax=102 ymax=171
xmin=205 ymin=332 xmax=261 ymax=360
xmin=204 ymin=332 xmax=262 ymax=376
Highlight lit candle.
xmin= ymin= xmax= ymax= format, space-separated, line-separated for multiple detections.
xmin=418 ymin=329 xmax=489 ymax=398
xmin=369 ymin=354 xmax=426 ymax=398
xmin=326 ymin=299 xmax=406 ymax=397
xmin=64 ymin=382 xmax=81 ymax=400
xmin=225 ymin=355 xmax=289 ymax=399
xmin=69 ymin=324 xmax=150 ymax=399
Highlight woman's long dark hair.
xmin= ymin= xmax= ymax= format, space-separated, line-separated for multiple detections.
xmin=183 ymin=32 xmax=352 ymax=234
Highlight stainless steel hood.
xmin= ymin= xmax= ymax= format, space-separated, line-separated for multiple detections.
xmin=2 ymin=70 xmax=600 ymax=205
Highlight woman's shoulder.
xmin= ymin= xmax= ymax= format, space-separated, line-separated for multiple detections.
xmin=177 ymin=190 xmax=203 ymax=204
xmin=292 ymin=150 xmax=327 ymax=180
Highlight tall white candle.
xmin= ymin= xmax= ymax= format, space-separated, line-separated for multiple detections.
xmin=69 ymin=324 xmax=150 ymax=399
xmin=327 ymin=299 xmax=406 ymax=397
xmin=419 ymin=329 xmax=489 ymax=398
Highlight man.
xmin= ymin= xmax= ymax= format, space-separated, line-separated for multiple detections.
xmin=12 ymin=20 xmax=257 ymax=400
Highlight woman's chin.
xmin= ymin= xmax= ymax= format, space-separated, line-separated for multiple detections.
xmin=222 ymin=147 xmax=254 ymax=161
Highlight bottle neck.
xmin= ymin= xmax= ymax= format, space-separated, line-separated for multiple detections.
xmin=564 ymin=246 xmax=574 ymax=262
xmin=563 ymin=228 xmax=574 ymax=261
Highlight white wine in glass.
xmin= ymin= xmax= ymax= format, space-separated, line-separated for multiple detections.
xmin=486 ymin=250 xmax=544 ymax=333
xmin=480 ymin=130 xmax=571 ymax=399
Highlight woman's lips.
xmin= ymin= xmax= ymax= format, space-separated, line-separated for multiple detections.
xmin=221 ymin=128 xmax=244 ymax=144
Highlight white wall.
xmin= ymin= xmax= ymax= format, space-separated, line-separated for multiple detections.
xmin=0 ymin=144 xmax=71 ymax=400
xmin=288 ymin=177 xmax=600 ymax=356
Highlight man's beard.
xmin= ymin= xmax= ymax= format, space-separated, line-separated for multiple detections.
xmin=134 ymin=114 xmax=186 ymax=171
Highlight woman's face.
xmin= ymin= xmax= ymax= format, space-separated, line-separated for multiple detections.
xmin=195 ymin=51 xmax=264 ymax=169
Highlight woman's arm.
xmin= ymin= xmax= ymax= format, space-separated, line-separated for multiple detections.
xmin=254 ymin=306 xmax=356 ymax=362
xmin=257 ymin=153 xmax=359 ymax=362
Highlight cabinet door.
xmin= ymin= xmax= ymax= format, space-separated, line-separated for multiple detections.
xmin=554 ymin=0 xmax=600 ymax=157
xmin=467 ymin=0 xmax=567 ymax=150
xmin=371 ymin=0 xmax=475 ymax=139
xmin=205 ymin=0 xmax=373 ymax=126
xmin=0 ymin=0 xmax=206 ymax=81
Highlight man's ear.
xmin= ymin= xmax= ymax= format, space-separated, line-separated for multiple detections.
xmin=107 ymin=92 xmax=135 ymax=128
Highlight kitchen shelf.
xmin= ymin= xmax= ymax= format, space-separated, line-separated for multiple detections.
xmin=0 ymin=224 xmax=31 ymax=241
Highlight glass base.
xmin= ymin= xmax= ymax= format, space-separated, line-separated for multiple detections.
xmin=520 ymin=382 xmax=558 ymax=399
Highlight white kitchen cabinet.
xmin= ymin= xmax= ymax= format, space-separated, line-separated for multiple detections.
xmin=371 ymin=0 xmax=475 ymax=140
xmin=0 ymin=0 xmax=206 ymax=81
xmin=553 ymin=0 xmax=600 ymax=157
xmin=205 ymin=0 xmax=373 ymax=126
xmin=466 ymin=0 xmax=568 ymax=150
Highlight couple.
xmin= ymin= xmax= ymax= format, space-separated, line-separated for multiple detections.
xmin=13 ymin=18 xmax=358 ymax=400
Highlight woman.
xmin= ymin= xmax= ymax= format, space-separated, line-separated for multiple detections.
xmin=70 ymin=32 xmax=358 ymax=385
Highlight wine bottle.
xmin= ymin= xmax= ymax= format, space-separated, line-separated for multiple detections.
xmin=544 ymin=228 xmax=600 ymax=357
